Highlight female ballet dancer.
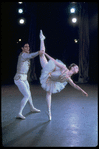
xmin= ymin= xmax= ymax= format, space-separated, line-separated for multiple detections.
xmin=39 ymin=30 xmax=88 ymax=120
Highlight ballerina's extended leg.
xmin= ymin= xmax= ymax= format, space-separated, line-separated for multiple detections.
xmin=39 ymin=30 xmax=48 ymax=68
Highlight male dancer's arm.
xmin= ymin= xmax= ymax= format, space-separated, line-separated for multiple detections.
xmin=22 ymin=51 xmax=44 ymax=60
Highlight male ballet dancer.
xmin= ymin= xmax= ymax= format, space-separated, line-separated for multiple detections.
xmin=14 ymin=42 xmax=44 ymax=119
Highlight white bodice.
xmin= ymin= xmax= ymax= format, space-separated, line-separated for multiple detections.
xmin=40 ymin=59 xmax=68 ymax=93
xmin=51 ymin=70 xmax=61 ymax=81
xmin=51 ymin=68 xmax=69 ymax=83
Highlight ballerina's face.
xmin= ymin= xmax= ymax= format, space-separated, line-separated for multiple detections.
xmin=72 ymin=65 xmax=79 ymax=74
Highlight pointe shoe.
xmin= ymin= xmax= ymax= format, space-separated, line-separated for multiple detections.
xmin=16 ymin=113 xmax=26 ymax=120
xmin=31 ymin=107 xmax=41 ymax=113
xmin=40 ymin=30 xmax=46 ymax=40
xmin=47 ymin=110 xmax=52 ymax=121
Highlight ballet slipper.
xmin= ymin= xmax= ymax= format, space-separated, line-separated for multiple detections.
xmin=31 ymin=107 xmax=41 ymax=113
xmin=16 ymin=113 xmax=26 ymax=120
xmin=46 ymin=110 xmax=52 ymax=121
xmin=40 ymin=30 xmax=46 ymax=40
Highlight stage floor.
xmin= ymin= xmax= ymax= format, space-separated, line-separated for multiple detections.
xmin=1 ymin=83 xmax=98 ymax=147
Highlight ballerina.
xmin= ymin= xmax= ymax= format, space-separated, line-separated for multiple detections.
xmin=39 ymin=30 xmax=88 ymax=120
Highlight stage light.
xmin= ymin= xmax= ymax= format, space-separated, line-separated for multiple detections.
xmin=19 ymin=18 xmax=25 ymax=24
xmin=72 ymin=18 xmax=77 ymax=23
xmin=18 ymin=2 xmax=23 ymax=4
xmin=74 ymin=39 xmax=78 ymax=43
xmin=70 ymin=8 xmax=75 ymax=13
xmin=18 ymin=9 xmax=23 ymax=13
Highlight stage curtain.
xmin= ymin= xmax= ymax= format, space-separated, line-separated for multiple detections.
xmin=78 ymin=2 xmax=89 ymax=83
xmin=27 ymin=3 xmax=37 ymax=82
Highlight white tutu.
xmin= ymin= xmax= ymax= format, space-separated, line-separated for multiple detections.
xmin=40 ymin=59 xmax=68 ymax=93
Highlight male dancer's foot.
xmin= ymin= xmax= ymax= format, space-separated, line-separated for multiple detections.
xmin=40 ymin=30 xmax=46 ymax=40
xmin=31 ymin=107 xmax=41 ymax=113
xmin=16 ymin=113 xmax=26 ymax=120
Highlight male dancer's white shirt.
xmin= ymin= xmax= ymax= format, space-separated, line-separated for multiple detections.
xmin=14 ymin=52 xmax=38 ymax=81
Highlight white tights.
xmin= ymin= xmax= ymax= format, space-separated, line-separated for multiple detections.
xmin=14 ymin=79 xmax=34 ymax=115
xmin=39 ymin=39 xmax=52 ymax=113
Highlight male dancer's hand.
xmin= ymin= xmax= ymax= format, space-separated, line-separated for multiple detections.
xmin=38 ymin=50 xmax=45 ymax=56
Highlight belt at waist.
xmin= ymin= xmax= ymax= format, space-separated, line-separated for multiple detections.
xmin=14 ymin=73 xmax=27 ymax=81
xmin=17 ymin=73 xmax=27 ymax=75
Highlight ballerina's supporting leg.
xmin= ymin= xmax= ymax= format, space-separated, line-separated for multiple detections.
xmin=46 ymin=92 xmax=52 ymax=120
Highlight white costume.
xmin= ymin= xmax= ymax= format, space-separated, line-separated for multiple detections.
xmin=39 ymin=30 xmax=68 ymax=120
xmin=14 ymin=52 xmax=38 ymax=81
xmin=40 ymin=59 xmax=68 ymax=93
xmin=39 ymin=30 xmax=88 ymax=120
xmin=14 ymin=52 xmax=40 ymax=119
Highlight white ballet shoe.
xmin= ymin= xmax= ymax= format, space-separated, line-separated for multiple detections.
xmin=16 ymin=113 xmax=26 ymax=120
xmin=47 ymin=110 xmax=52 ymax=121
xmin=31 ymin=107 xmax=41 ymax=113
xmin=40 ymin=30 xmax=46 ymax=40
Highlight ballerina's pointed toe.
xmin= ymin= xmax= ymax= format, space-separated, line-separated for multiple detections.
xmin=40 ymin=30 xmax=46 ymax=40
xmin=46 ymin=111 xmax=52 ymax=121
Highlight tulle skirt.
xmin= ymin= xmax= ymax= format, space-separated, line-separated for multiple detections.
xmin=40 ymin=59 xmax=68 ymax=93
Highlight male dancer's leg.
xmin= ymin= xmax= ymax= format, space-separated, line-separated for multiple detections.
xmin=14 ymin=79 xmax=30 ymax=119
xmin=25 ymin=80 xmax=40 ymax=112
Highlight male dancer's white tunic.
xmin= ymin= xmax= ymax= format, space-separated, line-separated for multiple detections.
xmin=14 ymin=52 xmax=39 ymax=115
xmin=14 ymin=52 xmax=38 ymax=81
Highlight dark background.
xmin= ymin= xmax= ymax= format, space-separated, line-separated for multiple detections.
xmin=1 ymin=2 xmax=98 ymax=85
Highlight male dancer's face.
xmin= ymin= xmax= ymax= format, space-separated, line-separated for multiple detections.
xmin=22 ymin=44 xmax=30 ymax=53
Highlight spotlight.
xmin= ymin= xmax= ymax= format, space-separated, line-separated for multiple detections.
xmin=18 ymin=9 xmax=23 ymax=13
xmin=18 ymin=2 xmax=23 ymax=4
xmin=72 ymin=18 xmax=77 ymax=23
xmin=70 ymin=8 xmax=75 ymax=13
xmin=74 ymin=39 xmax=78 ymax=43
xmin=19 ymin=18 xmax=25 ymax=24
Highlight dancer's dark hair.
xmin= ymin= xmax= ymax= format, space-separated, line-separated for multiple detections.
xmin=69 ymin=63 xmax=77 ymax=70
xmin=21 ymin=41 xmax=29 ymax=48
